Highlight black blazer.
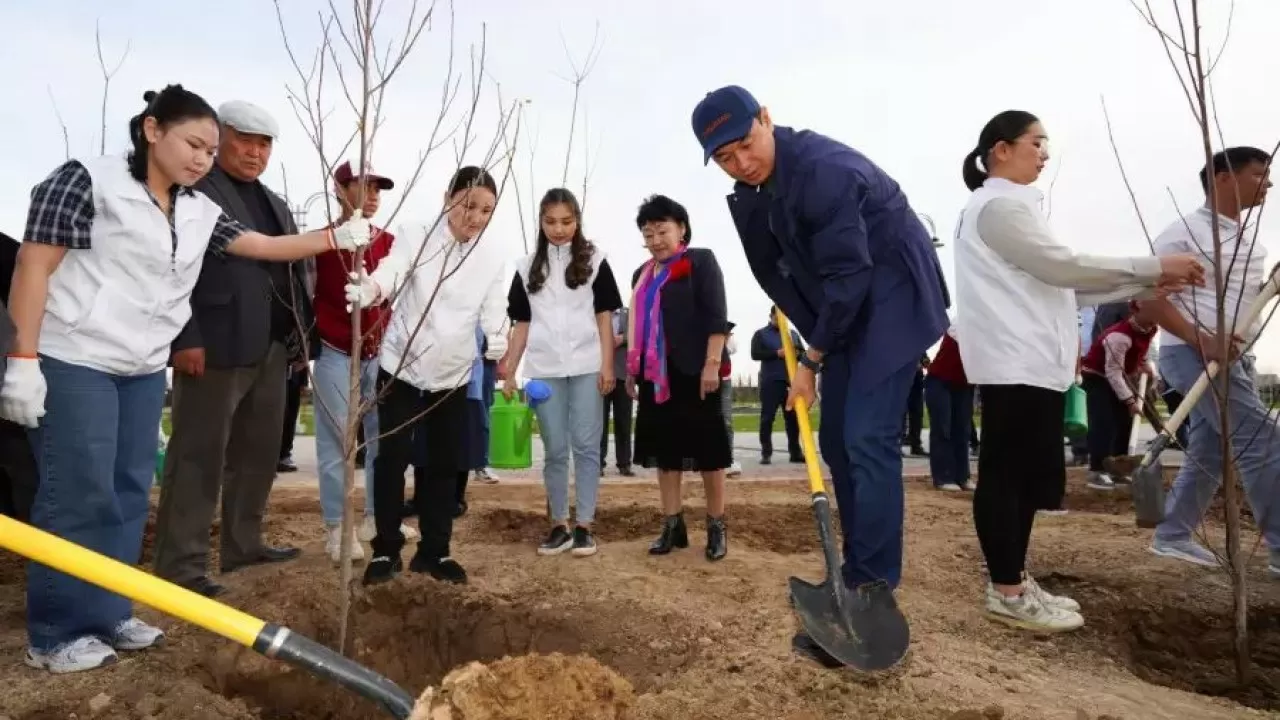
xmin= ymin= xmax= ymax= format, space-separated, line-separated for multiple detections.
xmin=630 ymin=247 xmax=730 ymax=377
xmin=172 ymin=165 xmax=317 ymax=369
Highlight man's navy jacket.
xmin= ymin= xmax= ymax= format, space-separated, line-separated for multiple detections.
xmin=727 ymin=126 xmax=950 ymax=392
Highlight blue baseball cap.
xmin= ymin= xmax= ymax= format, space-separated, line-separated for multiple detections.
xmin=691 ymin=85 xmax=761 ymax=165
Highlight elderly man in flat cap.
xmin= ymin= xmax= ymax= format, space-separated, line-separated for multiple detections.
xmin=153 ymin=100 xmax=315 ymax=597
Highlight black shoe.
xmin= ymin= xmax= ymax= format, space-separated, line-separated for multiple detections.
xmin=789 ymin=455 xmax=804 ymax=464
xmin=453 ymin=500 xmax=468 ymax=518
xmin=618 ymin=466 xmax=636 ymax=477
xmin=705 ymin=516 xmax=728 ymax=562
xmin=277 ymin=455 xmax=298 ymax=473
xmin=648 ymin=513 xmax=689 ymax=555
xmin=409 ymin=554 xmax=467 ymax=584
xmin=538 ymin=525 xmax=574 ymax=556
xmin=760 ymin=456 xmax=772 ymax=465
xmin=221 ymin=545 xmax=301 ymax=573
xmin=571 ymin=526 xmax=598 ymax=557
xmin=791 ymin=632 xmax=844 ymax=669
xmin=362 ymin=555 xmax=402 ymax=586
xmin=909 ymin=446 xmax=928 ymax=458
xmin=182 ymin=576 xmax=226 ymax=598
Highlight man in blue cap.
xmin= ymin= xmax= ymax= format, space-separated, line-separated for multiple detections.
xmin=692 ymin=85 xmax=949 ymax=666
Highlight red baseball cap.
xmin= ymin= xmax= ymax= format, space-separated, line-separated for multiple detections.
xmin=332 ymin=160 xmax=394 ymax=190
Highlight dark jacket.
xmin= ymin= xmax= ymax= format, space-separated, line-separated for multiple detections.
xmin=609 ymin=307 xmax=629 ymax=374
xmin=750 ymin=323 xmax=805 ymax=386
xmin=630 ymin=247 xmax=730 ymax=378
xmin=0 ymin=232 xmax=17 ymax=374
xmin=727 ymin=126 xmax=950 ymax=391
xmin=172 ymin=165 xmax=317 ymax=368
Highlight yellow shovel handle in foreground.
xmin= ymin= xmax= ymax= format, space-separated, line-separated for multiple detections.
xmin=776 ymin=313 xmax=826 ymax=496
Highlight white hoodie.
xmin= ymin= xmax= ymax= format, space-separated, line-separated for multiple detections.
xmin=371 ymin=221 xmax=509 ymax=392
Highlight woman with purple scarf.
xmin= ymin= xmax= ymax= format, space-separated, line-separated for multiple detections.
xmin=625 ymin=194 xmax=732 ymax=561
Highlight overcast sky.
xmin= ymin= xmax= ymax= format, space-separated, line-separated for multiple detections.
xmin=2 ymin=0 xmax=1278 ymax=377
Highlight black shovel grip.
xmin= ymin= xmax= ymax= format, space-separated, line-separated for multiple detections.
xmin=254 ymin=624 xmax=417 ymax=719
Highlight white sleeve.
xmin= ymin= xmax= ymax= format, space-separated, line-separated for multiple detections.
xmin=368 ymin=224 xmax=418 ymax=300
xmin=480 ymin=265 xmax=509 ymax=360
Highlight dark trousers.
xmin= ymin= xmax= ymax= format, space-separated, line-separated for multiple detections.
xmin=973 ymin=384 xmax=1066 ymax=586
xmin=923 ymin=376 xmax=973 ymax=488
xmin=759 ymin=378 xmax=801 ymax=459
xmin=280 ymin=365 xmax=308 ymax=459
xmin=153 ymin=342 xmax=289 ymax=584
xmin=818 ymin=354 xmax=917 ymax=590
xmin=901 ymin=368 xmax=925 ymax=447
xmin=0 ymin=419 xmax=37 ymax=521
xmin=373 ymin=374 xmax=467 ymax=560
xmin=1083 ymin=373 xmax=1130 ymax=472
xmin=1162 ymin=387 xmax=1190 ymax=448
xmin=600 ymin=384 xmax=634 ymax=469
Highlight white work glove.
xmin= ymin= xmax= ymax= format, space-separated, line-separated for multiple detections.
xmin=0 ymin=357 xmax=47 ymax=428
xmin=344 ymin=272 xmax=382 ymax=312
xmin=330 ymin=217 xmax=372 ymax=251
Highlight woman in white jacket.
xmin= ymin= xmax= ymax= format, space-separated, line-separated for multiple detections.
xmin=954 ymin=110 xmax=1204 ymax=633
xmin=345 ymin=166 xmax=509 ymax=587
xmin=502 ymin=188 xmax=624 ymax=557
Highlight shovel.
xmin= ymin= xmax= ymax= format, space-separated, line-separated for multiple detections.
xmin=775 ymin=313 xmax=910 ymax=672
xmin=0 ymin=515 xmax=418 ymax=718
xmin=1126 ymin=267 xmax=1280 ymax=528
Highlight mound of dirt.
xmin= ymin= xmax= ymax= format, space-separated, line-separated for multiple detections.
xmin=409 ymin=653 xmax=635 ymax=720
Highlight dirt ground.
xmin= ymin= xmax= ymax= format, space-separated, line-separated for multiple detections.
xmin=3 ymin=470 xmax=1280 ymax=719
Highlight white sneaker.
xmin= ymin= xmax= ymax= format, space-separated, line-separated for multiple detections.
xmin=326 ymin=526 xmax=366 ymax=564
xmin=1087 ymin=472 xmax=1116 ymax=491
xmin=936 ymin=483 xmax=963 ymax=492
xmin=358 ymin=516 xmax=420 ymax=543
xmin=961 ymin=480 xmax=977 ymax=491
xmin=111 ymin=617 xmax=165 ymax=651
xmin=1149 ymin=537 xmax=1218 ymax=568
xmin=475 ymin=468 xmax=500 ymax=484
xmin=26 ymin=637 xmax=118 ymax=674
xmin=1024 ymin=575 xmax=1081 ymax=613
xmin=984 ymin=585 xmax=1084 ymax=633
xmin=1038 ymin=509 xmax=1069 ymax=517
xmin=727 ymin=462 xmax=743 ymax=478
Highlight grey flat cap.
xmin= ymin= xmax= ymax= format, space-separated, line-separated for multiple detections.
xmin=217 ymin=100 xmax=279 ymax=139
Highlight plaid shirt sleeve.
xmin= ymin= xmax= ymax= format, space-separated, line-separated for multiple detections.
xmin=207 ymin=210 xmax=249 ymax=255
xmin=24 ymin=160 xmax=96 ymax=249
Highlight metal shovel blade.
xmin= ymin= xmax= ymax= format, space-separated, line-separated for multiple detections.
xmin=1131 ymin=455 xmax=1167 ymax=529
xmin=789 ymin=576 xmax=910 ymax=673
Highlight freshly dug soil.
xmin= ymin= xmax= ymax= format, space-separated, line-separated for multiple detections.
xmin=409 ymin=653 xmax=635 ymax=719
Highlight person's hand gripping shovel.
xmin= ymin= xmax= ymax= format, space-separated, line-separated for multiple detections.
xmin=0 ymin=515 xmax=420 ymax=718
xmin=775 ymin=312 xmax=910 ymax=672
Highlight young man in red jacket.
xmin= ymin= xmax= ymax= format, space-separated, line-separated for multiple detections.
xmin=312 ymin=160 xmax=418 ymax=562
xmin=1080 ymin=300 xmax=1157 ymax=491
xmin=923 ymin=328 xmax=973 ymax=492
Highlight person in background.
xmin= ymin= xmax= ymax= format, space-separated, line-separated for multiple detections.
xmin=969 ymin=391 xmax=982 ymax=455
xmin=310 ymin=160 xmax=417 ymax=565
xmin=626 ymin=194 xmax=731 ymax=562
xmin=277 ymin=363 xmax=307 ymax=472
xmin=1068 ymin=307 xmax=1094 ymax=467
xmin=901 ymin=354 xmax=929 ymax=457
xmin=450 ymin=325 xmax=490 ymax=518
xmin=346 ymin=166 xmax=508 ymax=586
xmin=472 ymin=333 xmax=500 ymax=484
xmin=1081 ymin=300 xmax=1156 ymax=491
xmin=504 ymin=188 xmax=623 ymax=557
xmin=749 ymin=306 xmax=804 ymax=465
xmin=0 ymin=230 xmax=37 ymax=523
xmin=722 ymin=322 xmax=742 ymax=477
xmin=153 ymin=99 xmax=317 ymax=598
xmin=1146 ymin=146 xmax=1280 ymax=570
xmin=954 ymin=109 xmax=1202 ymax=633
xmin=1 ymin=84 xmax=369 ymax=673
xmin=600 ymin=306 xmax=635 ymax=477
xmin=1158 ymin=372 xmax=1189 ymax=449
xmin=923 ymin=326 xmax=973 ymax=492
xmin=1091 ymin=301 xmax=1131 ymax=342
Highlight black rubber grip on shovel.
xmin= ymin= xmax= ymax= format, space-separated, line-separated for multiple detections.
xmin=254 ymin=624 xmax=416 ymax=719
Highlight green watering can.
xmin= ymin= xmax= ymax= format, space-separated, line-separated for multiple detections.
xmin=488 ymin=382 xmax=549 ymax=469
xmin=1064 ymin=383 xmax=1088 ymax=439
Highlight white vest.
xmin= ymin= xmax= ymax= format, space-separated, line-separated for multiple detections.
xmin=40 ymin=154 xmax=223 ymax=376
xmin=515 ymin=244 xmax=604 ymax=379
xmin=954 ymin=178 xmax=1078 ymax=392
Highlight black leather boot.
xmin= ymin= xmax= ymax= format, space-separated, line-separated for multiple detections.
xmin=648 ymin=513 xmax=689 ymax=555
xmin=705 ymin=515 xmax=727 ymax=561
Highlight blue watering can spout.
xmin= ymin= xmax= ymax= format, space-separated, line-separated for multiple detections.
xmin=524 ymin=379 xmax=552 ymax=408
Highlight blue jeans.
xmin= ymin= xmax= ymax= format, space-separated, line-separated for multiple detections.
xmin=818 ymin=354 xmax=916 ymax=590
xmin=27 ymin=356 xmax=166 ymax=651
xmin=924 ymin=376 xmax=973 ymax=488
xmin=533 ymin=374 xmax=603 ymax=524
xmin=313 ymin=345 xmax=380 ymax=526
xmin=1155 ymin=345 xmax=1280 ymax=550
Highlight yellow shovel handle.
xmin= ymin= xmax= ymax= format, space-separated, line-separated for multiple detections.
xmin=776 ymin=313 xmax=827 ymax=496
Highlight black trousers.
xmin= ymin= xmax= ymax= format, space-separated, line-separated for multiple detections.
xmin=280 ymin=366 xmax=308 ymax=459
xmin=372 ymin=373 xmax=467 ymax=560
xmin=0 ymin=419 xmax=37 ymax=522
xmin=901 ymin=368 xmax=925 ymax=446
xmin=1082 ymin=373 xmax=1130 ymax=472
xmin=759 ymin=378 xmax=800 ymax=459
xmin=600 ymin=384 xmax=633 ymax=469
xmin=973 ymin=384 xmax=1066 ymax=586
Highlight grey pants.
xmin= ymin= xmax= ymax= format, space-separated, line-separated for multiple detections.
xmin=153 ymin=342 xmax=288 ymax=584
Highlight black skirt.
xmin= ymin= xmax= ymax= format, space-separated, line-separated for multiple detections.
xmin=633 ymin=369 xmax=732 ymax=472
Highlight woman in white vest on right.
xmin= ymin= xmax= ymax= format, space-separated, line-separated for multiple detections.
xmin=953 ymin=109 xmax=1204 ymax=633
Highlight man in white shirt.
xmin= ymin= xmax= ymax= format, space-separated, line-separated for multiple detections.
xmin=1146 ymin=146 xmax=1280 ymax=571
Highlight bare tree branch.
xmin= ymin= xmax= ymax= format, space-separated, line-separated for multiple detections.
xmin=94 ymin=20 xmax=131 ymax=155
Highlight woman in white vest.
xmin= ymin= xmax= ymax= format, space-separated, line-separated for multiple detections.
xmin=953 ymin=109 xmax=1204 ymax=633
xmin=502 ymin=188 xmax=624 ymax=558
xmin=1 ymin=84 xmax=370 ymax=674
xmin=345 ymin=166 xmax=509 ymax=588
